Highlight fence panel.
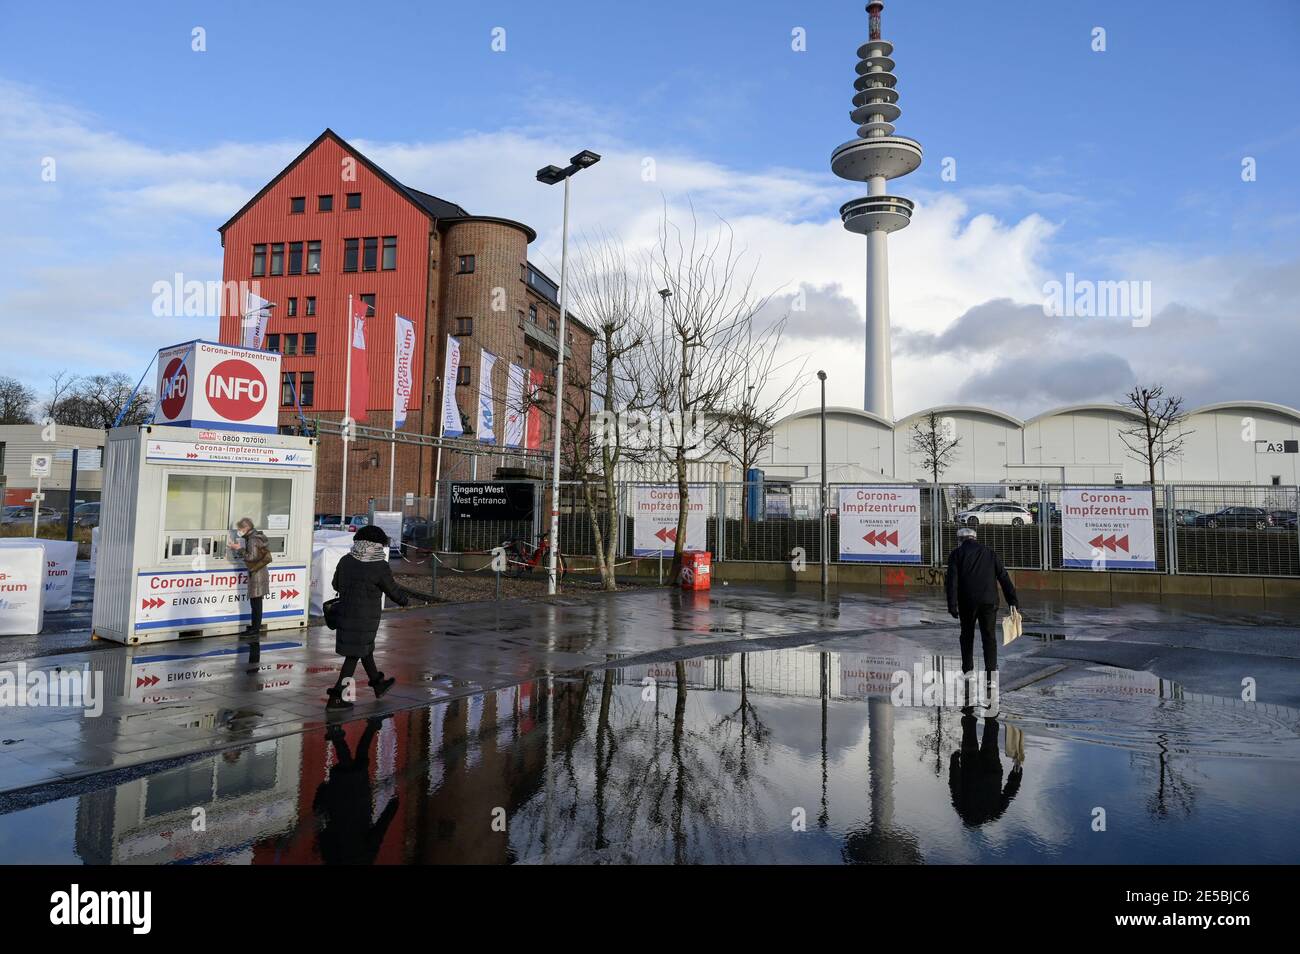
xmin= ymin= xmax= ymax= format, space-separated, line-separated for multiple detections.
xmin=1170 ymin=484 xmax=1298 ymax=576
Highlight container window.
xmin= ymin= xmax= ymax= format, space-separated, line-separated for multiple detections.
xmin=165 ymin=474 xmax=231 ymax=532
xmin=233 ymin=477 xmax=293 ymax=536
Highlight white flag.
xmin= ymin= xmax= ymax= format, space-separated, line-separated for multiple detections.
xmin=242 ymin=291 xmax=273 ymax=349
xmin=503 ymin=362 xmax=526 ymax=448
xmin=392 ymin=314 xmax=416 ymax=430
xmin=441 ymin=335 xmax=463 ymax=438
xmin=477 ymin=350 xmax=497 ymax=444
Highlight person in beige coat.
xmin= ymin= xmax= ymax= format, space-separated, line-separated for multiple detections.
xmin=233 ymin=518 xmax=271 ymax=638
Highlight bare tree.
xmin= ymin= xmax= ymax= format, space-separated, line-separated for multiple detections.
xmin=631 ymin=210 xmax=776 ymax=580
xmin=41 ymin=370 xmax=77 ymax=423
xmin=558 ymin=232 xmax=655 ymax=590
xmin=47 ymin=373 xmax=153 ymax=429
xmin=908 ymin=411 xmax=961 ymax=484
xmin=715 ymin=314 xmax=806 ymax=555
xmin=1117 ymin=385 xmax=1189 ymax=485
xmin=0 ymin=376 xmax=36 ymax=424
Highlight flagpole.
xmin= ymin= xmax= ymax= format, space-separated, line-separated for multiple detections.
xmin=342 ymin=294 xmax=353 ymax=522
xmin=388 ymin=313 xmax=398 ymax=510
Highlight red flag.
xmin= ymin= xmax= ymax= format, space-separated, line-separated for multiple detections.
xmin=348 ymin=298 xmax=370 ymax=423
xmin=525 ymin=369 xmax=543 ymax=450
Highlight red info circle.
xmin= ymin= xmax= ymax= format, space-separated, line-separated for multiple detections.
xmin=206 ymin=359 xmax=267 ymax=421
xmin=160 ymin=357 xmax=189 ymax=419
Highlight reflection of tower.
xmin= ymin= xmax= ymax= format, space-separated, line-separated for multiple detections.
xmin=831 ymin=1 xmax=922 ymax=421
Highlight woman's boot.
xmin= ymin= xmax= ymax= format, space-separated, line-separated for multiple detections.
xmin=370 ymin=674 xmax=396 ymax=698
xmin=326 ymin=685 xmax=354 ymax=710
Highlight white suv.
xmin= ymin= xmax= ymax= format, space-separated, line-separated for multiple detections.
xmin=957 ymin=502 xmax=1032 ymax=527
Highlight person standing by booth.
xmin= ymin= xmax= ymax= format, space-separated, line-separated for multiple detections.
xmin=327 ymin=525 xmax=408 ymax=710
xmin=232 ymin=518 xmax=272 ymax=639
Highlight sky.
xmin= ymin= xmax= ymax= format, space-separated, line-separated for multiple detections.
xmin=1 ymin=0 xmax=1298 ymax=418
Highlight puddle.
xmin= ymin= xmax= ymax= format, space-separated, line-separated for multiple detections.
xmin=0 ymin=647 xmax=1297 ymax=864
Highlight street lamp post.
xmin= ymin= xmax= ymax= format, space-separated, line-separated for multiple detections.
xmin=818 ymin=370 xmax=828 ymax=598
xmin=537 ymin=149 xmax=601 ymax=596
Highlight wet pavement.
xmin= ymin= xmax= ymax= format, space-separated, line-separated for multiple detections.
xmin=2 ymin=569 xmax=1299 ymax=864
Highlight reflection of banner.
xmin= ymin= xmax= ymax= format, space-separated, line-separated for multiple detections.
xmin=441 ymin=335 xmax=463 ymax=438
xmin=392 ymin=314 xmax=415 ymax=429
xmin=525 ymin=369 xmax=543 ymax=450
xmin=838 ymin=485 xmax=922 ymax=563
xmin=632 ymin=485 xmax=708 ymax=556
xmin=1060 ymin=487 xmax=1155 ymax=570
xmin=503 ymin=363 xmax=525 ymax=449
xmin=477 ymin=350 xmax=497 ymax=444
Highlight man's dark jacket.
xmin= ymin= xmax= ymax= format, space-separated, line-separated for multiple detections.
xmin=945 ymin=539 xmax=1018 ymax=611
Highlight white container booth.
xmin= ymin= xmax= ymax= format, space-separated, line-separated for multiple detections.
xmin=92 ymin=424 xmax=317 ymax=644
xmin=92 ymin=338 xmax=317 ymax=645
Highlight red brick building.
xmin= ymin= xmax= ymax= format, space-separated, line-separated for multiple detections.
xmin=217 ymin=129 xmax=594 ymax=512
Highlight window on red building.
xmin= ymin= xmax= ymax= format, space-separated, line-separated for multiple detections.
xmin=346 ymin=192 xmax=361 ymax=210
xmin=306 ymin=240 xmax=321 ymax=273
xmin=303 ymin=332 xmax=317 ymax=355
xmin=280 ymin=372 xmax=296 ymax=406
xmin=382 ymin=236 xmax=397 ymax=270
xmin=252 ymin=244 xmax=266 ymax=277
xmin=362 ymin=237 xmax=378 ymax=271
xmin=287 ymin=297 xmax=297 ymax=318
xmin=343 ymin=238 xmax=359 ymax=272
xmin=318 ymin=195 xmax=333 ymax=212
xmin=270 ymin=243 xmax=284 ymax=276
xmin=300 ymin=372 xmax=314 ymax=406
xmin=284 ymin=333 xmax=298 ymax=356
xmin=305 ymin=296 xmax=316 ymax=316
xmin=290 ymin=196 xmax=305 ymax=214
xmin=288 ymin=242 xmax=303 ymax=275
xmin=266 ymin=334 xmax=280 ymax=352
xmin=360 ymin=294 xmax=375 ymax=316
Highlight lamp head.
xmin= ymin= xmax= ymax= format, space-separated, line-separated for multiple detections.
xmin=571 ymin=149 xmax=602 ymax=169
xmin=536 ymin=165 xmax=565 ymax=185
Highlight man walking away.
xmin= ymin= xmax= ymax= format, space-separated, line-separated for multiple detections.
xmin=945 ymin=526 xmax=1018 ymax=688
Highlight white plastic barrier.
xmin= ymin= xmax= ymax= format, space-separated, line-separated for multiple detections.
xmin=0 ymin=538 xmax=77 ymax=611
xmin=0 ymin=543 xmax=47 ymax=635
xmin=310 ymin=531 xmax=354 ymax=617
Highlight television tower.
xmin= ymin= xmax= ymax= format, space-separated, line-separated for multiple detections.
xmin=831 ymin=1 xmax=922 ymax=421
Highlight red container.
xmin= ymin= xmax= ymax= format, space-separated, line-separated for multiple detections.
xmin=680 ymin=550 xmax=712 ymax=590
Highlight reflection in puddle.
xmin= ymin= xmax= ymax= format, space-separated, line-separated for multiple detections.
xmin=1 ymin=647 xmax=1297 ymax=864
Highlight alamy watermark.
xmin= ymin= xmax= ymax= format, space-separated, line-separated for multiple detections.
xmin=1042 ymin=272 xmax=1153 ymax=328
xmin=0 ymin=663 xmax=104 ymax=717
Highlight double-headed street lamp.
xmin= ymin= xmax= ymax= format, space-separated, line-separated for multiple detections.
xmin=536 ymin=149 xmax=601 ymax=595
xmin=818 ymin=370 xmax=828 ymax=599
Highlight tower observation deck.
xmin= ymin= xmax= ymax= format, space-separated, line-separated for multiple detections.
xmin=831 ymin=0 xmax=922 ymax=420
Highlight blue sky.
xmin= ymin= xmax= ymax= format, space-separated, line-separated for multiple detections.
xmin=2 ymin=0 xmax=1298 ymax=413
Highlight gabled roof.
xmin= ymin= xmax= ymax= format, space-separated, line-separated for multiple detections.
xmin=217 ymin=128 xmax=472 ymax=235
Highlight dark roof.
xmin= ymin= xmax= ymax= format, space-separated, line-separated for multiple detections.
xmin=218 ymin=128 xmax=475 ymax=236
xmin=401 ymin=186 xmax=469 ymax=221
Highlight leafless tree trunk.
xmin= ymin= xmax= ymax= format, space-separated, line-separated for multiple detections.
xmin=907 ymin=411 xmax=961 ymax=484
xmin=1117 ymin=385 xmax=1190 ymax=485
xmin=630 ymin=209 xmax=777 ymax=581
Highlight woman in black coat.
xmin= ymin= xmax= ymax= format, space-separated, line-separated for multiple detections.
xmin=326 ymin=524 xmax=409 ymax=710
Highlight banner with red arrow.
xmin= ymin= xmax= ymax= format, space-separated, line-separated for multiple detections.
xmin=1060 ymin=488 xmax=1156 ymax=570
xmin=631 ymin=485 xmax=709 ymax=556
xmin=838 ymin=486 xmax=923 ymax=563
xmin=133 ymin=565 xmax=309 ymax=634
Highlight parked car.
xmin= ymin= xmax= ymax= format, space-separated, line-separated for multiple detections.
xmin=73 ymin=502 xmax=100 ymax=528
xmin=957 ymin=502 xmax=1033 ymax=527
xmin=1155 ymin=507 xmax=1201 ymax=527
xmin=1190 ymin=507 xmax=1274 ymax=530
xmin=1267 ymin=509 xmax=1298 ymax=530
xmin=3 ymin=506 xmax=63 ymax=526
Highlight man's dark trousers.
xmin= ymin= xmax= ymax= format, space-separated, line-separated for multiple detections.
xmin=959 ymin=602 xmax=998 ymax=674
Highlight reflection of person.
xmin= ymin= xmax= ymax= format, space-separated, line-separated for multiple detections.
xmin=327 ymin=525 xmax=408 ymax=710
xmin=948 ymin=712 xmax=1022 ymax=827
xmin=944 ymin=526 xmax=1018 ymax=676
xmin=233 ymin=518 xmax=271 ymax=638
xmin=314 ymin=718 xmax=399 ymax=864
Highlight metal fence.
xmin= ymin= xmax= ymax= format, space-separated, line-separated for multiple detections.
xmin=338 ymin=480 xmax=1300 ymax=579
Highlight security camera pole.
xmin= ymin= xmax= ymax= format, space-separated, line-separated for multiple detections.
xmin=536 ymin=149 xmax=602 ymax=595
